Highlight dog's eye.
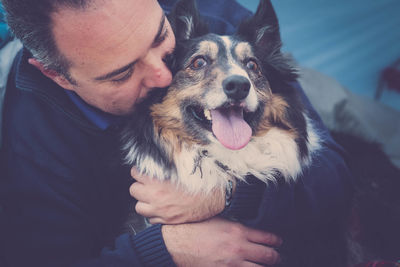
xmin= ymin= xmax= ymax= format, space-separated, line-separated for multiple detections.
xmin=190 ymin=56 xmax=207 ymax=70
xmin=246 ymin=60 xmax=259 ymax=72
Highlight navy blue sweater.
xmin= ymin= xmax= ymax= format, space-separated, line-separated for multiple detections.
xmin=0 ymin=1 xmax=352 ymax=266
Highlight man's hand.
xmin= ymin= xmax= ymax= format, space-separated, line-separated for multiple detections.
xmin=162 ymin=217 xmax=282 ymax=267
xmin=130 ymin=168 xmax=225 ymax=224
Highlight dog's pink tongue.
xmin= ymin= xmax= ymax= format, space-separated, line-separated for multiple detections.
xmin=211 ymin=107 xmax=252 ymax=150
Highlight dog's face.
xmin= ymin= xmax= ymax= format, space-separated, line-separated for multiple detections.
xmin=154 ymin=33 xmax=270 ymax=151
xmin=150 ymin=0 xmax=302 ymax=153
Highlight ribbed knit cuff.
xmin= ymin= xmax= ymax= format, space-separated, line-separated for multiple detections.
xmin=132 ymin=224 xmax=176 ymax=267
xmin=221 ymin=176 xmax=266 ymax=219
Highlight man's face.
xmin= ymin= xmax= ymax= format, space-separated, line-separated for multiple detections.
xmin=50 ymin=0 xmax=175 ymax=115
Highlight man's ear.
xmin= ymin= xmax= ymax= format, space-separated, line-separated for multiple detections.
xmin=168 ymin=0 xmax=208 ymax=41
xmin=237 ymin=0 xmax=281 ymax=49
xmin=28 ymin=58 xmax=75 ymax=90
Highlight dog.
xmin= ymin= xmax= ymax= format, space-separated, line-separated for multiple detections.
xmin=121 ymin=0 xmax=321 ymax=195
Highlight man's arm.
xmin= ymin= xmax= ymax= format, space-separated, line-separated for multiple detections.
xmin=161 ymin=217 xmax=281 ymax=267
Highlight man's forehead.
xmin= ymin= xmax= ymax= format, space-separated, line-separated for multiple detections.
xmin=52 ymin=0 xmax=155 ymax=49
xmin=51 ymin=0 xmax=163 ymax=74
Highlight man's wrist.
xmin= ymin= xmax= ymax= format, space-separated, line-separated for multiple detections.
xmin=133 ymin=224 xmax=175 ymax=266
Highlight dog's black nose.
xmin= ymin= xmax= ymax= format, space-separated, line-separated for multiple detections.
xmin=222 ymin=75 xmax=251 ymax=101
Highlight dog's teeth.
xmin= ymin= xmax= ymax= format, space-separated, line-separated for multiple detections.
xmin=204 ymin=109 xmax=212 ymax=121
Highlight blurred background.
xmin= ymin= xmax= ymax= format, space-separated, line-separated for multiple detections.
xmin=237 ymin=0 xmax=400 ymax=111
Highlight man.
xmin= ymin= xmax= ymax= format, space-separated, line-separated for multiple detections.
xmin=0 ymin=0 xmax=352 ymax=266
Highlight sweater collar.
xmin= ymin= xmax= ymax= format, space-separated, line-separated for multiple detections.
xmin=65 ymin=90 xmax=120 ymax=130
xmin=15 ymin=48 xmax=121 ymax=130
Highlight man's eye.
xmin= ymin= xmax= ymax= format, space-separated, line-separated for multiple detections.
xmin=153 ymin=28 xmax=169 ymax=48
xmin=111 ymin=68 xmax=134 ymax=84
xmin=190 ymin=56 xmax=207 ymax=70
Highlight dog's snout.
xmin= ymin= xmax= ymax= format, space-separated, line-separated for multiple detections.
xmin=222 ymin=75 xmax=250 ymax=101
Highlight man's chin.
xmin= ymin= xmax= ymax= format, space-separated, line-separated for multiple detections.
xmin=113 ymin=87 xmax=167 ymax=116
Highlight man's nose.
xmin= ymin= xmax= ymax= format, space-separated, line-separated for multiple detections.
xmin=142 ymin=51 xmax=173 ymax=88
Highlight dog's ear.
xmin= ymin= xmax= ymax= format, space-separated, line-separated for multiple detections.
xmin=168 ymin=0 xmax=208 ymax=41
xmin=238 ymin=0 xmax=297 ymax=81
xmin=237 ymin=0 xmax=281 ymax=48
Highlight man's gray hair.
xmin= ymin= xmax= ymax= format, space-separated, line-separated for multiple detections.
xmin=1 ymin=0 xmax=94 ymax=82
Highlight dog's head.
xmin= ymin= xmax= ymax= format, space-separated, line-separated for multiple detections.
xmin=151 ymin=0 xmax=302 ymax=152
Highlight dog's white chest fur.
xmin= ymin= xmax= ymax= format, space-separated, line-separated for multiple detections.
xmin=125 ymin=115 xmax=320 ymax=194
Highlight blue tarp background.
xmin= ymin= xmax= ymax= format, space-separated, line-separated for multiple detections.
xmin=0 ymin=4 xmax=12 ymax=49
xmin=237 ymin=0 xmax=400 ymax=111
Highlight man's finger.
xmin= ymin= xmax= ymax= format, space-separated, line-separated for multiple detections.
xmin=129 ymin=182 xmax=150 ymax=203
xmin=135 ymin=201 xmax=154 ymax=217
xmin=245 ymin=228 xmax=283 ymax=247
xmin=242 ymin=243 xmax=280 ymax=266
xmin=130 ymin=167 xmax=145 ymax=182
xmin=148 ymin=217 xmax=165 ymax=225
